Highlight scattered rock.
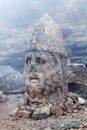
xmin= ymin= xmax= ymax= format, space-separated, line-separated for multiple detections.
xmin=17 ymin=97 xmax=29 ymax=109
xmin=32 ymin=106 xmax=50 ymax=120
xmin=64 ymin=101 xmax=73 ymax=113
xmin=18 ymin=110 xmax=32 ymax=118
xmin=73 ymin=102 xmax=80 ymax=109
xmin=78 ymin=97 xmax=85 ymax=105
xmin=68 ymin=63 xmax=87 ymax=98
xmin=50 ymin=106 xmax=64 ymax=117
xmin=68 ymin=92 xmax=78 ymax=103
xmin=10 ymin=108 xmax=19 ymax=116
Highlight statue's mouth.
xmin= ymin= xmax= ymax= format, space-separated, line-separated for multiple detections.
xmin=29 ymin=77 xmax=39 ymax=83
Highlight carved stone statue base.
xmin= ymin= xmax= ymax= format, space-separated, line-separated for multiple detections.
xmin=10 ymin=93 xmax=82 ymax=120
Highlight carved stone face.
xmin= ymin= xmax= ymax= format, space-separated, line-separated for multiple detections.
xmin=24 ymin=50 xmax=62 ymax=99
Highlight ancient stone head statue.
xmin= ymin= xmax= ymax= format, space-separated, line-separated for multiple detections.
xmin=24 ymin=14 xmax=68 ymax=105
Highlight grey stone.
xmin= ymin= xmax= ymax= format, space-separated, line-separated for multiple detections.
xmin=68 ymin=63 xmax=87 ymax=98
xmin=50 ymin=106 xmax=64 ymax=117
xmin=24 ymin=14 xmax=68 ymax=107
xmin=39 ymin=119 xmax=84 ymax=130
xmin=10 ymin=108 xmax=19 ymax=116
xmin=32 ymin=106 xmax=50 ymax=120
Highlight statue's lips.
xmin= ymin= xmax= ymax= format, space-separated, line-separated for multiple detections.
xmin=29 ymin=77 xmax=39 ymax=83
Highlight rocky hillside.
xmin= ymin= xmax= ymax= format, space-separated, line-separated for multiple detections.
xmin=0 ymin=66 xmax=24 ymax=93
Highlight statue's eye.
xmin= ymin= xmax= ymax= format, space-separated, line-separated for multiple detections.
xmin=26 ymin=57 xmax=31 ymax=64
xmin=36 ymin=57 xmax=46 ymax=65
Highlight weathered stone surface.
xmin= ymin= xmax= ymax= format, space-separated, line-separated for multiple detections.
xmin=78 ymin=97 xmax=85 ymax=105
xmin=64 ymin=101 xmax=73 ymax=113
xmin=32 ymin=106 xmax=50 ymax=120
xmin=39 ymin=119 xmax=84 ymax=130
xmin=50 ymin=106 xmax=63 ymax=117
xmin=68 ymin=63 xmax=87 ymax=98
xmin=24 ymin=14 xmax=68 ymax=108
xmin=64 ymin=93 xmax=83 ymax=112
xmin=17 ymin=97 xmax=29 ymax=109
xmin=18 ymin=110 xmax=32 ymax=118
xmin=10 ymin=108 xmax=19 ymax=116
xmin=68 ymin=92 xmax=78 ymax=103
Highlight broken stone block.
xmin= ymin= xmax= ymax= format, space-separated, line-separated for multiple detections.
xmin=50 ymin=106 xmax=64 ymax=117
xmin=10 ymin=108 xmax=19 ymax=116
xmin=73 ymin=102 xmax=80 ymax=110
xmin=78 ymin=97 xmax=85 ymax=105
xmin=68 ymin=63 xmax=87 ymax=98
xmin=18 ymin=110 xmax=32 ymax=118
xmin=67 ymin=97 xmax=73 ymax=104
xmin=68 ymin=92 xmax=78 ymax=103
xmin=17 ymin=96 xmax=30 ymax=110
xmin=26 ymin=106 xmax=35 ymax=113
xmin=32 ymin=106 xmax=50 ymax=120
xmin=64 ymin=101 xmax=73 ymax=113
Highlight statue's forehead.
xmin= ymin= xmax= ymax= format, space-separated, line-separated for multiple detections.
xmin=27 ymin=50 xmax=54 ymax=58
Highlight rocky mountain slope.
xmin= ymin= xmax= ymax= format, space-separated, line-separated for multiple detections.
xmin=0 ymin=66 xmax=24 ymax=93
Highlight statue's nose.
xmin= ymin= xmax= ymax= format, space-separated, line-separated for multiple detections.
xmin=30 ymin=64 xmax=37 ymax=72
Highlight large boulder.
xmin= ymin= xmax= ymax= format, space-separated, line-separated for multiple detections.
xmin=68 ymin=63 xmax=87 ymax=98
xmin=0 ymin=66 xmax=24 ymax=93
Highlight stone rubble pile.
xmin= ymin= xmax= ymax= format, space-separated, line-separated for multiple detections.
xmin=10 ymin=92 xmax=85 ymax=120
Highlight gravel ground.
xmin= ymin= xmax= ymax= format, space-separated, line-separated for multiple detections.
xmin=0 ymin=94 xmax=87 ymax=130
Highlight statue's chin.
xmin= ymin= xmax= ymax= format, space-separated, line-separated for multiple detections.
xmin=28 ymin=79 xmax=44 ymax=91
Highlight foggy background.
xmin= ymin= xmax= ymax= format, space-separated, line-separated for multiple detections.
xmin=0 ymin=0 xmax=87 ymax=92
xmin=0 ymin=0 xmax=87 ymax=28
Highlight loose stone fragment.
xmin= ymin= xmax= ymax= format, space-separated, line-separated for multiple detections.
xmin=50 ymin=106 xmax=64 ymax=117
xmin=10 ymin=108 xmax=19 ymax=116
xmin=32 ymin=106 xmax=50 ymax=120
xmin=18 ymin=110 xmax=32 ymax=118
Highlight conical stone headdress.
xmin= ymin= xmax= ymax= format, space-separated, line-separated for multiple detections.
xmin=27 ymin=14 xmax=67 ymax=57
